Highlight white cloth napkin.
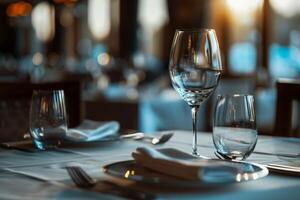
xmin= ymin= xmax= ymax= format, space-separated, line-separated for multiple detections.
xmin=132 ymin=147 xmax=239 ymax=181
xmin=66 ymin=120 xmax=120 ymax=142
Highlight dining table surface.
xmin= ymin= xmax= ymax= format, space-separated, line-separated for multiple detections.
xmin=0 ymin=130 xmax=299 ymax=200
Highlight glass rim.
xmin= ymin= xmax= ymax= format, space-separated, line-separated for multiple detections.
xmin=175 ymin=28 xmax=216 ymax=33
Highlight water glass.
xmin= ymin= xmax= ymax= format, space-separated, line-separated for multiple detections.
xmin=213 ymin=94 xmax=257 ymax=160
xmin=29 ymin=90 xmax=67 ymax=150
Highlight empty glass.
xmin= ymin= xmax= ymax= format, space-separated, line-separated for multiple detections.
xmin=213 ymin=94 xmax=257 ymax=160
xmin=169 ymin=29 xmax=222 ymax=156
xmin=29 ymin=90 xmax=67 ymax=150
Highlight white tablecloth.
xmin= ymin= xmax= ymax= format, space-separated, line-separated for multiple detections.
xmin=0 ymin=131 xmax=299 ymax=200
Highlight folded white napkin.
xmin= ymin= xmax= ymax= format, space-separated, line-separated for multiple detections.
xmin=66 ymin=120 xmax=120 ymax=142
xmin=132 ymin=147 xmax=239 ymax=181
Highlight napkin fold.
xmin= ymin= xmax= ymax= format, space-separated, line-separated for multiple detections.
xmin=66 ymin=120 xmax=120 ymax=142
xmin=132 ymin=147 xmax=239 ymax=181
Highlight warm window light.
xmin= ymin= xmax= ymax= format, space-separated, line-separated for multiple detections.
xmin=31 ymin=2 xmax=55 ymax=42
xmin=88 ymin=0 xmax=111 ymax=41
xmin=6 ymin=1 xmax=32 ymax=17
xmin=226 ymin=0 xmax=262 ymax=15
xmin=270 ymin=0 xmax=300 ymax=18
xmin=137 ymin=0 xmax=169 ymax=56
xmin=138 ymin=0 xmax=169 ymax=30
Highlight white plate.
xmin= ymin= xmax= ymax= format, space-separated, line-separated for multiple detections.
xmin=103 ymin=160 xmax=269 ymax=188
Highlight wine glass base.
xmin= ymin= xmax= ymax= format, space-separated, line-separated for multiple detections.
xmin=214 ymin=151 xmax=246 ymax=161
xmin=32 ymin=139 xmax=62 ymax=150
xmin=192 ymin=151 xmax=210 ymax=159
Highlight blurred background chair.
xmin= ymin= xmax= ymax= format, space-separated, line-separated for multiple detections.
xmin=274 ymin=78 xmax=300 ymax=137
xmin=0 ymin=80 xmax=82 ymax=142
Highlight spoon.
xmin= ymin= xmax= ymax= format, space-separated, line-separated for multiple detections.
xmin=120 ymin=132 xmax=173 ymax=145
xmin=146 ymin=132 xmax=174 ymax=145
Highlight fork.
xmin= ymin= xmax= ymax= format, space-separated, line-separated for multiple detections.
xmin=66 ymin=166 xmax=156 ymax=200
xmin=66 ymin=166 xmax=95 ymax=188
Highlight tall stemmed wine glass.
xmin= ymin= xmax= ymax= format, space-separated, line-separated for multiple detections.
xmin=169 ymin=29 xmax=222 ymax=156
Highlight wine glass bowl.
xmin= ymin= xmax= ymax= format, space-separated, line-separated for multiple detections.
xmin=169 ymin=29 xmax=222 ymax=156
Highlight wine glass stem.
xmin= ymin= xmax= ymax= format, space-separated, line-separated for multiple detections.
xmin=191 ymin=106 xmax=199 ymax=156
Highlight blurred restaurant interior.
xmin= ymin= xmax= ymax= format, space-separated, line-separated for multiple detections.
xmin=0 ymin=0 xmax=300 ymax=140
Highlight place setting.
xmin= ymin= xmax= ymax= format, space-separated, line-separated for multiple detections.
xmin=0 ymin=90 xmax=174 ymax=152
xmin=2 ymin=29 xmax=298 ymax=197
xmin=98 ymin=30 xmax=269 ymax=191
xmin=59 ymin=29 xmax=272 ymax=196
xmin=2 ymin=0 xmax=300 ymax=199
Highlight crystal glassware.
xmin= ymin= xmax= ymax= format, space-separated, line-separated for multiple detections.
xmin=169 ymin=29 xmax=222 ymax=156
xmin=29 ymin=90 xmax=67 ymax=150
xmin=213 ymin=94 xmax=258 ymax=160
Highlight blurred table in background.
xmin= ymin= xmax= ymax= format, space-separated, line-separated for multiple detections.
xmin=83 ymin=78 xmax=276 ymax=135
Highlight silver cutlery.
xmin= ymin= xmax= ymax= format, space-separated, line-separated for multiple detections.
xmin=214 ymin=151 xmax=300 ymax=176
xmin=268 ymin=163 xmax=300 ymax=170
xmin=120 ymin=132 xmax=174 ymax=145
xmin=0 ymin=140 xmax=36 ymax=152
xmin=215 ymin=150 xmax=300 ymax=160
xmin=66 ymin=166 xmax=156 ymax=199
xmin=266 ymin=163 xmax=300 ymax=176
xmin=253 ymin=151 xmax=300 ymax=158
xmin=66 ymin=166 xmax=95 ymax=188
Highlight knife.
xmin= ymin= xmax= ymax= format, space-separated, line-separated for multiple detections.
xmin=266 ymin=163 xmax=300 ymax=176
xmin=0 ymin=140 xmax=36 ymax=152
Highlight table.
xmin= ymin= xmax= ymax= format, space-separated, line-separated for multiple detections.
xmin=0 ymin=131 xmax=299 ymax=200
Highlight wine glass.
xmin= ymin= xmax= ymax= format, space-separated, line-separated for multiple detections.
xmin=169 ymin=29 xmax=222 ymax=156
xmin=29 ymin=90 xmax=67 ymax=150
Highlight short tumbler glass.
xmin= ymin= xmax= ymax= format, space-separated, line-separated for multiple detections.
xmin=29 ymin=90 xmax=67 ymax=150
xmin=213 ymin=94 xmax=257 ymax=160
